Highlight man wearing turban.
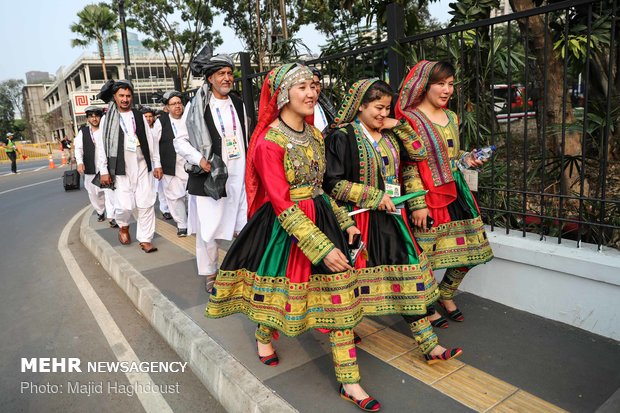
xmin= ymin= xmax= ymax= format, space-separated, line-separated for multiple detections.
xmin=174 ymin=46 xmax=251 ymax=292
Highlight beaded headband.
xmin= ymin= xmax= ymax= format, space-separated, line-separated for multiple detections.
xmin=275 ymin=65 xmax=314 ymax=109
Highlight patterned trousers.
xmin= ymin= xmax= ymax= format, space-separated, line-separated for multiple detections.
xmin=439 ymin=266 xmax=471 ymax=300
xmin=256 ymin=324 xmax=360 ymax=384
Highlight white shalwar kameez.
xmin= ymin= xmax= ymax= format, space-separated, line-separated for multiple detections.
xmin=75 ymin=126 xmax=116 ymax=218
xmin=174 ymin=96 xmax=248 ymax=275
xmin=153 ymin=116 xmax=189 ymax=230
xmin=96 ymin=111 xmax=159 ymax=243
xmin=149 ymin=122 xmax=170 ymax=214
xmin=313 ymin=102 xmax=329 ymax=132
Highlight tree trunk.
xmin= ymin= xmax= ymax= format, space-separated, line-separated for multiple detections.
xmin=510 ymin=0 xmax=588 ymax=199
xmin=97 ymin=38 xmax=108 ymax=81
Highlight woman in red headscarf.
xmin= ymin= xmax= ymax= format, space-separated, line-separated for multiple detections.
xmin=395 ymin=61 xmax=494 ymax=326
xmin=207 ymin=63 xmax=384 ymax=411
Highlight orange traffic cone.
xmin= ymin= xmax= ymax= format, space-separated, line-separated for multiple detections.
xmin=48 ymin=154 xmax=56 ymax=169
xmin=61 ymin=152 xmax=67 ymax=166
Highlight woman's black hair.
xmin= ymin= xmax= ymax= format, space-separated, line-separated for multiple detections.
xmin=361 ymin=80 xmax=394 ymax=106
xmin=427 ymin=61 xmax=456 ymax=86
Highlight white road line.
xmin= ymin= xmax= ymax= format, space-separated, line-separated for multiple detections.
xmin=34 ymin=166 xmax=46 ymax=172
xmin=0 ymin=177 xmax=61 ymax=195
xmin=59 ymin=207 xmax=173 ymax=413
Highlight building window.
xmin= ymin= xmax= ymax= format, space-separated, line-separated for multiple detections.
xmin=89 ymin=65 xmax=119 ymax=81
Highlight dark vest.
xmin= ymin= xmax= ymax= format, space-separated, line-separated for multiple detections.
xmin=81 ymin=126 xmax=97 ymax=175
xmin=112 ymin=108 xmax=152 ymax=175
xmin=187 ymin=94 xmax=248 ymax=197
xmin=158 ymin=113 xmax=177 ymax=176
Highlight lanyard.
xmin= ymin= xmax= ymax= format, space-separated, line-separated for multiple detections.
xmin=215 ymin=105 xmax=237 ymax=137
xmin=119 ymin=114 xmax=136 ymax=136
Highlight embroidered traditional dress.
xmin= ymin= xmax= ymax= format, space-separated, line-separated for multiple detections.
xmin=395 ymin=61 xmax=493 ymax=299
xmin=324 ymin=78 xmax=441 ymax=354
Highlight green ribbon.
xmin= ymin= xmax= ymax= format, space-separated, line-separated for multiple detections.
xmin=392 ymin=190 xmax=428 ymax=206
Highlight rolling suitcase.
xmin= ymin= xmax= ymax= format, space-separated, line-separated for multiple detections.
xmin=63 ymin=167 xmax=80 ymax=191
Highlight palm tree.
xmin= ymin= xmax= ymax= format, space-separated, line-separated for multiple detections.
xmin=70 ymin=3 xmax=119 ymax=81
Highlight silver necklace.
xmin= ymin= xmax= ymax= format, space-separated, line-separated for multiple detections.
xmin=277 ymin=116 xmax=310 ymax=146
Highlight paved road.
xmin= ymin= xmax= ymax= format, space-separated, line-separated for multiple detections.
xmin=0 ymin=166 xmax=224 ymax=412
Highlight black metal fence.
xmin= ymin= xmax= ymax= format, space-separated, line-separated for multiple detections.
xmin=239 ymin=0 xmax=620 ymax=250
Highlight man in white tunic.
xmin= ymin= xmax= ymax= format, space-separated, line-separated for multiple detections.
xmin=311 ymin=67 xmax=336 ymax=135
xmin=143 ymin=107 xmax=173 ymax=221
xmin=74 ymin=106 xmax=116 ymax=226
xmin=97 ymin=80 xmax=161 ymax=253
xmin=175 ymin=52 xmax=250 ymax=291
xmin=152 ymin=91 xmax=189 ymax=237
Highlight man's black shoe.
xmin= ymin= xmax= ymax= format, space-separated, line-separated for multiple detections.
xmin=109 ymin=219 xmax=119 ymax=228
xmin=162 ymin=212 xmax=173 ymax=220
xmin=177 ymin=228 xmax=188 ymax=237
xmin=97 ymin=213 xmax=106 ymax=222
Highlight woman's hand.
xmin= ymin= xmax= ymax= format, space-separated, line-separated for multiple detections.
xmin=377 ymin=193 xmax=397 ymax=213
xmin=380 ymin=117 xmax=400 ymax=131
xmin=199 ymin=157 xmax=212 ymax=173
xmin=323 ymin=249 xmax=353 ymax=272
xmin=411 ymin=208 xmax=429 ymax=229
xmin=346 ymin=226 xmax=361 ymax=245
xmin=465 ymin=150 xmax=485 ymax=169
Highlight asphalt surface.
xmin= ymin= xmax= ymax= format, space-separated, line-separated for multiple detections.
xmin=0 ymin=163 xmax=225 ymax=412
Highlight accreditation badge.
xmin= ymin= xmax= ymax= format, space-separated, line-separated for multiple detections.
xmin=224 ymin=134 xmax=241 ymax=159
xmin=384 ymin=182 xmax=401 ymax=197
xmin=125 ymin=133 xmax=138 ymax=152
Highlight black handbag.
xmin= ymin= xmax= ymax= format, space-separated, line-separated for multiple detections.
xmin=91 ymin=172 xmax=115 ymax=190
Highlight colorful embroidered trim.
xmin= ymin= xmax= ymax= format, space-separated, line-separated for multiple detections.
xmin=278 ymin=204 xmax=334 ymax=265
xmin=206 ymin=262 xmax=439 ymax=336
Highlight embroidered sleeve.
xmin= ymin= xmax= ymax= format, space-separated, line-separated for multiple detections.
xmin=325 ymin=196 xmax=355 ymax=230
xmin=278 ymin=205 xmax=335 ymax=264
xmin=324 ymin=128 xmax=384 ymax=209
xmin=330 ymin=181 xmax=383 ymax=209
xmin=403 ymin=162 xmax=427 ymax=211
xmin=392 ymin=119 xmax=427 ymax=161
xmin=256 ymin=134 xmax=335 ymax=265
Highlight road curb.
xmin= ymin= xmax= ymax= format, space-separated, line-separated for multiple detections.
xmin=79 ymin=210 xmax=297 ymax=413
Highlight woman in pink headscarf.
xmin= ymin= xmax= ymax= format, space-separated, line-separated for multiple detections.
xmin=395 ymin=61 xmax=494 ymax=327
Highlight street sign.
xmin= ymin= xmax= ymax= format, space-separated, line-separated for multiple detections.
xmin=70 ymin=92 xmax=105 ymax=116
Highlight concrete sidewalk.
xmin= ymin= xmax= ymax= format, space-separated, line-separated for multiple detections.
xmin=80 ymin=209 xmax=620 ymax=413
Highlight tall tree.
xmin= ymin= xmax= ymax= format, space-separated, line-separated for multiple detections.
xmin=0 ymin=79 xmax=25 ymax=119
xmin=70 ymin=2 xmax=119 ymax=81
xmin=212 ymin=0 xmax=309 ymax=70
xmin=0 ymin=92 xmax=15 ymax=140
xmin=126 ymin=0 xmax=222 ymax=91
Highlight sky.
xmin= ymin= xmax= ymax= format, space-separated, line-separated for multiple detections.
xmin=0 ymin=0 xmax=451 ymax=82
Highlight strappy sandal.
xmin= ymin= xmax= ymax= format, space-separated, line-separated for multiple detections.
xmin=339 ymin=384 xmax=381 ymax=411
xmin=439 ymin=301 xmax=464 ymax=322
xmin=424 ymin=348 xmax=463 ymax=365
xmin=257 ymin=341 xmax=279 ymax=366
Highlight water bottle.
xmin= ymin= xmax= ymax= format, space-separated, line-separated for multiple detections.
xmin=458 ymin=145 xmax=496 ymax=171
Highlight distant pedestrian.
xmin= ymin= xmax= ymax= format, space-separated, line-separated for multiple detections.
xmin=3 ymin=132 xmax=21 ymax=174
xmin=60 ymin=136 xmax=72 ymax=162
xmin=143 ymin=106 xmax=172 ymax=220
xmin=175 ymin=48 xmax=250 ymax=292
xmin=153 ymin=91 xmax=189 ymax=237
xmin=96 ymin=79 xmax=160 ymax=253
xmin=75 ymin=106 xmax=117 ymax=226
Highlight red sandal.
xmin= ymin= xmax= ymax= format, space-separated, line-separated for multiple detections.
xmin=424 ymin=348 xmax=463 ymax=365
xmin=339 ymin=384 xmax=381 ymax=412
